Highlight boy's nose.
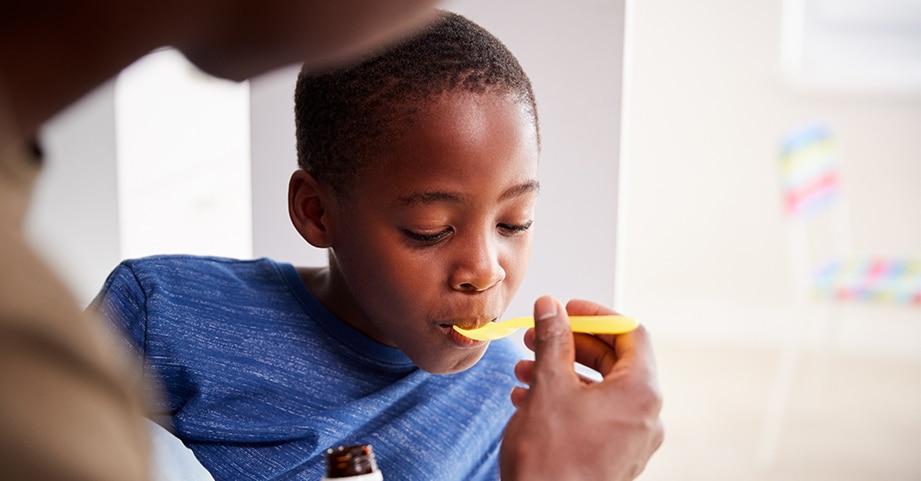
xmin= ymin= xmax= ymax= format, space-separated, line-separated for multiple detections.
xmin=450 ymin=239 xmax=506 ymax=293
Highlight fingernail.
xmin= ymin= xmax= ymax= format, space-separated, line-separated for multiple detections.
xmin=535 ymin=296 xmax=558 ymax=321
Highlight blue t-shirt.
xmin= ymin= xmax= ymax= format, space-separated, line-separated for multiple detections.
xmin=91 ymin=255 xmax=521 ymax=481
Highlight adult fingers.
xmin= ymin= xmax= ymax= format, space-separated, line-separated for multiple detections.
xmin=569 ymin=328 xmax=652 ymax=379
xmin=509 ymin=386 xmax=529 ymax=408
xmin=569 ymin=326 xmax=657 ymax=378
xmin=513 ymin=359 xmax=534 ymax=385
xmin=563 ymin=299 xmax=656 ymax=378
xmin=571 ymin=333 xmax=619 ymax=375
xmin=563 ymin=298 xmax=626 ymax=355
xmin=598 ymin=325 xmax=664 ymax=418
xmin=521 ymin=327 xmax=536 ymax=352
xmin=609 ymin=324 xmax=658 ymax=379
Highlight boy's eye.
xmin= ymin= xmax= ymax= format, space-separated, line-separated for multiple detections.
xmin=498 ymin=220 xmax=533 ymax=235
xmin=402 ymin=227 xmax=453 ymax=245
xmin=401 ymin=220 xmax=532 ymax=245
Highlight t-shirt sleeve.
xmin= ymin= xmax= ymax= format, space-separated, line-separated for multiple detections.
xmin=88 ymin=262 xmax=149 ymax=358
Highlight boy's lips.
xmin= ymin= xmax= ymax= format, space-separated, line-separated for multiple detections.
xmin=439 ymin=317 xmax=497 ymax=331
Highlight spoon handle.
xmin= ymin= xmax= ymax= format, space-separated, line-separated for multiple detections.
xmin=569 ymin=315 xmax=638 ymax=334
xmin=502 ymin=315 xmax=637 ymax=333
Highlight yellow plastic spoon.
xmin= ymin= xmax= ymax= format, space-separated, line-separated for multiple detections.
xmin=453 ymin=315 xmax=638 ymax=341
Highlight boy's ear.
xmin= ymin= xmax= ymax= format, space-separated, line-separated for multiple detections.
xmin=288 ymin=169 xmax=335 ymax=248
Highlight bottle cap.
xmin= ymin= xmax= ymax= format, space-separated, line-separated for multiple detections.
xmin=322 ymin=444 xmax=383 ymax=480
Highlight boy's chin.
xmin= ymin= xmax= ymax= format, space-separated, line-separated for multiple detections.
xmin=412 ymin=344 xmax=490 ymax=375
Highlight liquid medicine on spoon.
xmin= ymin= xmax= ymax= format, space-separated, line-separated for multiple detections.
xmin=321 ymin=444 xmax=384 ymax=481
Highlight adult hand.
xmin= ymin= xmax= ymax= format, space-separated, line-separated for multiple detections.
xmin=500 ymin=296 xmax=664 ymax=480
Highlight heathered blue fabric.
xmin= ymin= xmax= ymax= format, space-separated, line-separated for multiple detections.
xmin=91 ymin=255 xmax=520 ymax=481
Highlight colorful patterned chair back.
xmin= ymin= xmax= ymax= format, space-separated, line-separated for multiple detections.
xmin=780 ymin=124 xmax=840 ymax=221
xmin=779 ymin=124 xmax=920 ymax=306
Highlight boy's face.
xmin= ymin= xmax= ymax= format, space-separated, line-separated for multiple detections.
xmin=325 ymin=91 xmax=539 ymax=374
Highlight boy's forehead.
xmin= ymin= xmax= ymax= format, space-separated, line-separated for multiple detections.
xmin=338 ymin=91 xmax=539 ymax=203
xmin=389 ymin=92 xmax=537 ymax=152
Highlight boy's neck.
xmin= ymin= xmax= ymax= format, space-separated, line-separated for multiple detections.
xmin=295 ymin=266 xmax=394 ymax=347
xmin=296 ymin=266 xmax=331 ymax=301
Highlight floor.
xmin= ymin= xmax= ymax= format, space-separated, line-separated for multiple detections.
xmin=636 ymin=327 xmax=921 ymax=480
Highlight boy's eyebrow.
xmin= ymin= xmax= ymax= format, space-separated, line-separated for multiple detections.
xmin=498 ymin=179 xmax=541 ymax=201
xmin=397 ymin=180 xmax=541 ymax=206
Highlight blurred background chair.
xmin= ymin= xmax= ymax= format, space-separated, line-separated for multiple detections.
xmin=777 ymin=123 xmax=920 ymax=308
xmin=757 ymin=123 xmax=921 ymax=465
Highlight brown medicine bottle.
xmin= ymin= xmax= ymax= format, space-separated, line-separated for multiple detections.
xmin=322 ymin=444 xmax=384 ymax=481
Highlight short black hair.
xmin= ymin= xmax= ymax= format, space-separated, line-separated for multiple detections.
xmin=294 ymin=10 xmax=539 ymax=197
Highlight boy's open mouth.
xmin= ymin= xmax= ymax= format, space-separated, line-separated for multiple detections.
xmin=441 ymin=321 xmax=493 ymax=348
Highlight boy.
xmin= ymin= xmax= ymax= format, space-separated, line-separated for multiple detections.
xmin=93 ymin=11 xmax=540 ymax=480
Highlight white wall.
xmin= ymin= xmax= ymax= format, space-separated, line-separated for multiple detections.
xmin=115 ymin=49 xmax=252 ymax=261
xmin=249 ymin=65 xmax=326 ymax=268
xmin=26 ymin=82 xmax=121 ymax=306
xmin=250 ymin=0 xmax=628 ymax=320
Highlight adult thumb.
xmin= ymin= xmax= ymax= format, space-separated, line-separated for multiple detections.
xmin=531 ymin=296 xmax=577 ymax=385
